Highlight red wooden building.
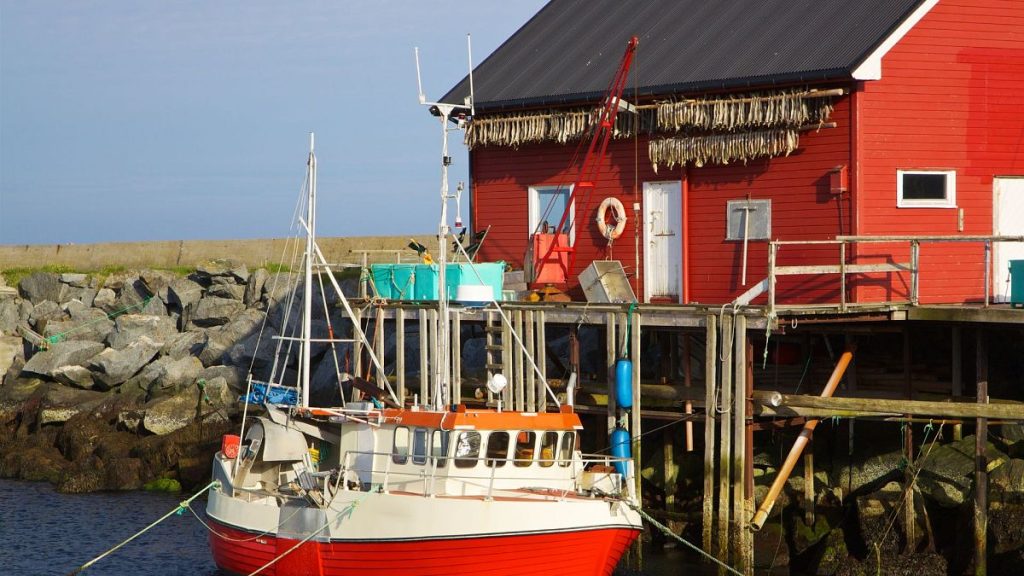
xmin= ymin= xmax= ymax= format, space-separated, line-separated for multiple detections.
xmin=441 ymin=0 xmax=1024 ymax=306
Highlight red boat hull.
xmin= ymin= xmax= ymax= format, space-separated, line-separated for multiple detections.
xmin=208 ymin=517 xmax=639 ymax=576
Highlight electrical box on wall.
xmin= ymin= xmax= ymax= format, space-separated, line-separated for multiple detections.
xmin=830 ymin=165 xmax=849 ymax=195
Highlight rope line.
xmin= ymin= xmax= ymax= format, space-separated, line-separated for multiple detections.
xmin=628 ymin=503 xmax=744 ymax=576
xmin=65 ymin=481 xmax=219 ymax=575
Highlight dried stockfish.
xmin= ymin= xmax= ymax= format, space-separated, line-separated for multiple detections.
xmin=655 ymin=91 xmax=833 ymax=133
xmin=648 ymin=129 xmax=800 ymax=171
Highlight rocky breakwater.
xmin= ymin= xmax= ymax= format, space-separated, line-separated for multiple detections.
xmin=0 ymin=262 xmax=343 ymax=493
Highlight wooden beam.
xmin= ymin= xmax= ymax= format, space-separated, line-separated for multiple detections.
xmin=753 ymin=391 xmax=1024 ymax=420
xmin=396 ymin=308 xmax=405 ymax=404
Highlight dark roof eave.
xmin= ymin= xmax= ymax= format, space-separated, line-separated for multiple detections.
xmin=449 ymin=67 xmax=854 ymax=115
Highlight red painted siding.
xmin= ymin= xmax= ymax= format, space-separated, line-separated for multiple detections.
xmin=472 ymin=96 xmax=854 ymax=304
xmin=855 ymin=0 xmax=1024 ymax=303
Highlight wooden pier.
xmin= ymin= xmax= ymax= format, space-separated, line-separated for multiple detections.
xmin=343 ymin=293 xmax=1024 ymax=575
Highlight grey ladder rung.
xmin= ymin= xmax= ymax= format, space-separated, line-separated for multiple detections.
xmin=484 ymin=326 xmax=503 ymax=333
xmin=485 ymin=345 xmax=504 ymax=352
xmin=485 ymin=363 xmax=504 ymax=371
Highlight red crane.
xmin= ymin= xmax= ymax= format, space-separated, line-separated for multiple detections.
xmin=532 ymin=36 xmax=639 ymax=287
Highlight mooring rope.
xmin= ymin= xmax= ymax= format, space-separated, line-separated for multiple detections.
xmin=65 ymin=480 xmax=219 ymax=575
xmin=628 ymin=503 xmax=744 ymax=576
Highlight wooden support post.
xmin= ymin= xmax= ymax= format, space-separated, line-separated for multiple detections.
xmin=353 ymin=308 xmax=364 ymax=385
xmin=685 ymin=334 xmax=694 ymax=452
xmin=525 ymin=310 xmax=536 ymax=412
xmin=569 ymin=323 xmax=580 ymax=407
xmin=606 ymin=313 xmax=618 ymax=438
xmin=975 ymin=330 xmax=988 ymax=576
xmin=452 ymin=309 xmax=461 ymax=406
xmin=631 ymin=310 xmax=642 ymax=513
xmin=514 ymin=310 xmax=525 ymax=411
xmin=536 ymin=310 xmax=547 ymax=412
xmin=374 ymin=310 xmax=385 ymax=388
xmin=702 ymin=314 xmax=718 ymax=558
xmin=953 ymin=326 xmax=963 ymax=440
xmin=718 ymin=312 xmax=734 ymax=571
xmin=732 ymin=314 xmax=750 ymax=574
xmin=904 ymin=421 xmax=916 ymax=550
xmin=502 ymin=312 xmax=513 ymax=408
xmin=428 ymin=308 xmax=438 ymax=405
xmin=664 ymin=427 xmax=676 ymax=509
xmin=744 ymin=337 xmax=755 ymax=574
xmin=396 ymin=308 xmax=405 ymax=405
xmin=418 ymin=309 xmax=428 ymax=405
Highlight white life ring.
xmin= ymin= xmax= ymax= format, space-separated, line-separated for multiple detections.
xmin=596 ymin=197 xmax=627 ymax=240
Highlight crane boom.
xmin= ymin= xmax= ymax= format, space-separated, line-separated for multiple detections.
xmin=533 ymin=36 xmax=639 ymax=285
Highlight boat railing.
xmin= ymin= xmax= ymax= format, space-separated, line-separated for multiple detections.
xmin=336 ymin=450 xmax=633 ymax=499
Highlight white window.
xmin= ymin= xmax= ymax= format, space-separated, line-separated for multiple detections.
xmin=529 ymin=185 xmax=575 ymax=243
xmin=726 ymin=199 xmax=771 ymax=241
xmin=897 ymin=170 xmax=956 ymax=208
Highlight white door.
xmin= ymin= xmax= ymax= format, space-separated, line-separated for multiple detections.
xmin=643 ymin=181 xmax=682 ymax=302
xmin=994 ymin=177 xmax=1024 ymax=302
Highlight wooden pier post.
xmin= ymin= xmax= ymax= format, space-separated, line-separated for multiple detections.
xmin=396 ymin=308 xmax=405 ymax=404
xmin=502 ymin=312 xmax=513 ymax=408
xmin=685 ymin=334 xmax=694 ymax=452
xmin=631 ymin=309 xmax=642 ymax=515
xmin=702 ymin=314 xmax=718 ymax=557
xmin=353 ymin=308 xmax=364 ymax=386
xmin=717 ymin=312 xmax=734 ymax=571
xmin=418 ymin=309 xmax=428 ymax=405
xmin=536 ymin=310 xmax=547 ymax=412
xmin=732 ymin=314 xmax=751 ymax=574
xmin=975 ymin=330 xmax=988 ymax=576
xmin=514 ymin=310 xmax=525 ymax=411
xmin=452 ymin=309 xmax=461 ymax=405
xmin=429 ymin=309 xmax=438 ymax=405
xmin=744 ymin=338 xmax=755 ymax=574
xmin=374 ymin=310 xmax=385 ymax=389
xmin=953 ymin=327 xmax=963 ymax=441
xmin=525 ymin=310 xmax=536 ymax=412
xmin=606 ymin=312 xmax=618 ymax=438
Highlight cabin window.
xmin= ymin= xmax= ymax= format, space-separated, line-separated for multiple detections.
xmin=529 ymin=185 xmax=575 ymax=243
xmin=514 ymin=431 xmax=537 ymax=467
xmin=392 ymin=426 xmax=410 ymax=465
xmin=411 ymin=428 xmax=428 ymax=465
xmin=485 ymin=431 xmax=510 ymax=468
xmin=431 ymin=430 xmax=449 ymax=467
xmin=898 ymin=170 xmax=956 ymax=208
xmin=539 ymin=432 xmax=558 ymax=468
xmin=725 ymin=199 xmax=771 ymax=241
xmin=558 ymin=432 xmax=575 ymax=467
xmin=454 ymin=432 xmax=481 ymax=468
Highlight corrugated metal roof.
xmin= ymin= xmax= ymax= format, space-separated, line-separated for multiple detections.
xmin=442 ymin=0 xmax=926 ymax=110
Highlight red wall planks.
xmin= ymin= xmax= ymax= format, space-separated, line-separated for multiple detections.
xmin=855 ymin=0 xmax=1024 ymax=303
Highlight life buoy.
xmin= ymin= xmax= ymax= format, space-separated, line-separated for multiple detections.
xmin=596 ymin=197 xmax=627 ymax=240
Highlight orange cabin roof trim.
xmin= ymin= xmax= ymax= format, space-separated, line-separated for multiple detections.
xmin=383 ymin=408 xmax=583 ymax=431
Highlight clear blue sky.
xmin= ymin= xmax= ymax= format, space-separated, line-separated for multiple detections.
xmin=0 ymin=0 xmax=546 ymax=245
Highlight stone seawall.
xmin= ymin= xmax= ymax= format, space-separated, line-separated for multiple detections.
xmin=0 ymin=235 xmax=434 ymax=270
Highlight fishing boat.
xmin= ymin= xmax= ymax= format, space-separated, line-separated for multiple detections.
xmin=204 ymin=129 xmax=643 ymax=575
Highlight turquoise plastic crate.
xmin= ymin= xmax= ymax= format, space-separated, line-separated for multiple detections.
xmin=369 ymin=263 xmax=417 ymax=300
xmin=413 ymin=262 xmax=505 ymax=301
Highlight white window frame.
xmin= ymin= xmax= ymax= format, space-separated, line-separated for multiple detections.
xmin=897 ymin=169 xmax=957 ymax=208
xmin=528 ymin=185 xmax=575 ymax=244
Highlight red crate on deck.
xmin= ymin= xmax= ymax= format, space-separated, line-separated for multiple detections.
xmin=221 ymin=434 xmax=241 ymax=459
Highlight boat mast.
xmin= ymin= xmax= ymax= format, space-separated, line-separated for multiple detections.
xmin=416 ymin=40 xmax=474 ymax=411
xmin=301 ymin=133 xmax=316 ymax=408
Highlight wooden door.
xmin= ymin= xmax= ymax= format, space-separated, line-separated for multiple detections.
xmin=643 ymin=181 xmax=682 ymax=302
xmin=994 ymin=177 xmax=1024 ymax=302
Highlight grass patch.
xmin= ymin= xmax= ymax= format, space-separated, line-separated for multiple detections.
xmin=2 ymin=265 xmax=74 ymax=287
xmin=264 ymin=263 xmax=291 ymax=274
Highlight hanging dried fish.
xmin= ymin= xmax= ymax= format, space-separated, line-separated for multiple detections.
xmin=648 ymin=128 xmax=801 ymax=171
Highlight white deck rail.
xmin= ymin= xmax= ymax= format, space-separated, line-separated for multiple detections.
xmin=767 ymin=235 xmax=1024 ymax=314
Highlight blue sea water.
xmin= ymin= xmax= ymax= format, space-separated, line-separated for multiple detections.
xmin=0 ymin=478 xmax=709 ymax=576
xmin=0 ymin=479 xmax=224 ymax=576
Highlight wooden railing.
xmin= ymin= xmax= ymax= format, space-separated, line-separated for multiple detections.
xmin=767 ymin=235 xmax=1024 ymax=314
